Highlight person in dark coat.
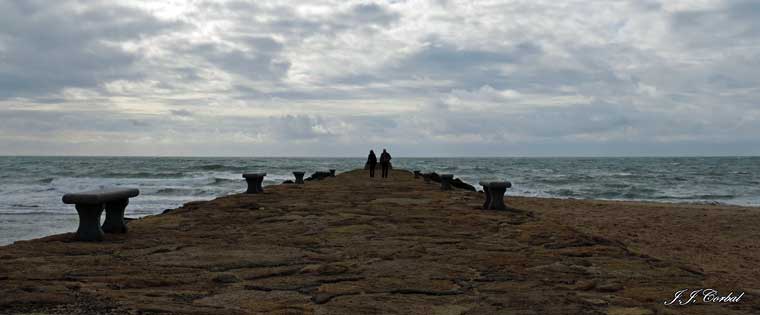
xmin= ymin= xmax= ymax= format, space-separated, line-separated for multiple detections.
xmin=379 ymin=149 xmax=391 ymax=178
xmin=367 ymin=150 xmax=377 ymax=178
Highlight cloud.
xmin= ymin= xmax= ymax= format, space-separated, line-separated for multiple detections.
xmin=0 ymin=0 xmax=759 ymax=156
xmin=0 ymin=1 xmax=183 ymax=99
xmin=266 ymin=115 xmax=334 ymax=141
xmin=170 ymin=109 xmax=193 ymax=117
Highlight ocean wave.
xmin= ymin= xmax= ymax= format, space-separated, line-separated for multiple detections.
xmin=210 ymin=177 xmax=239 ymax=185
xmin=612 ymin=172 xmax=634 ymax=177
xmin=547 ymin=189 xmax=577 ymax=197
xmin=661 ymin=194 xmax=736 ymax=200
xmin=10 ymin=204 xmax=40 ymax=208
xmin=36 ymin=178 xmax=55 ymax=184
xmin=198 ymin=164 xmax=248 ymax=171
xmin=1 ymin=211 xmax=77 ymax=216
xmin=572 ymin=186 xmax=660 ymax=200
xmin=154 ymin=187 xmax=219 ymax=196
xmin=534 ymin=175 xmax=592 ymax=185
xmin=98 ymin=171 xmax=188 ymax=178
xmin=155 ymin=188 xmax=192 ymax=196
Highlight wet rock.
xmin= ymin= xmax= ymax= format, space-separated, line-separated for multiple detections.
xmin=305 ymin=171 xmax=332 ymax=181
xmin=450 ymin=178 xmax=476 ymax=191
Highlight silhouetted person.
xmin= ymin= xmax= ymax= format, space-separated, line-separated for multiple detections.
xmin=367 ymin=150 xmax=377 ymax=178
xmin=380 ymin=149 xmax=391 ymax=178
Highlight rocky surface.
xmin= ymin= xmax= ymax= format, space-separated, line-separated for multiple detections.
xmin=424 ymin=172 xmax=476 ymax=191
xmin=364 ymin=162 xmax=391 ymax=170
xmin=0 ymin=169 xmax=758 ymax=314
xmin=305 ymin=171 xmax=332 ymax=182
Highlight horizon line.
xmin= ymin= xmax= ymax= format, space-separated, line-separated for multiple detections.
xmin=1 ymin=154 xmax=759 ymax=159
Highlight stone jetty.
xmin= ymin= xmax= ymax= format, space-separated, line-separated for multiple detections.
xmin=1 ymin=169 xmax=759 ymax=314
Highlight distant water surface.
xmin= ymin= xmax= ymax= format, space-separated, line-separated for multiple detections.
xmin=1 ymin=156 xmax=759 ymax=245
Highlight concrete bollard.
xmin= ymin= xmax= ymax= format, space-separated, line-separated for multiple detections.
xmin=329 ymin=169 xmax=336 ymax=177
xmin=101 ymin=199 xmax=129 ymax=234
xmin=479 ymin=181 xmax=512 ymax=210
xmin=440 ymin=174 xmax=454 ymax=190
xmin=293 ymin=171 xmax=305 ymax=184
xmin=479 ymin=181 xmax=492 ymax=209
xmin=256 ymin=173 xmax=266 ymax=192
xmin=414 ymin=170 xmax=421 ymax=178
xmin=62 ymin=188 xmax=140 ymax=241
xmin=74 ymin=204 xmax=105 ymax=241
xmin=243 ymin=173 xmax=266 ymax=193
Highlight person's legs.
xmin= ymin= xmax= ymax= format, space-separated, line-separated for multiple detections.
xmin=382 ymin=164 xmax=389 ymax=178
xmin=370 ymin=164 xmax=375 ymax=177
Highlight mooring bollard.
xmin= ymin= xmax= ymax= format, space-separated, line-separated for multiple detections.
xmin=329 ymin=169 xmax=336 ymax=177
xmin=102 ymin=199 xmax=129 ymax=234
xmin=414 ymin=170 xmax=421 ymax=178
xmin=479 ymin=181 xmax=492 ymax=209
xmin=257 ymin=173 xmax=266 ymax=192
xmin=479 ymin=181 xmax=512 ymax=210
xmin=440 ymin=174 xmax=454 ymax=190
xmin=293 ymin=171 xmax=305 ymax=184
xmin=62 ymin=188 xmax=140 ymax=241
xmin=243 ymin=173 xmax=266 ymax=194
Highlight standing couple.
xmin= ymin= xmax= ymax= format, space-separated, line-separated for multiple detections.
xmin=367 ymin=149 xmax=391 ymax=178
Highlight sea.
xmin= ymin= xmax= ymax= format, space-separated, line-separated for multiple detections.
xmin=1 ymin=156 xmax=759 ymax=245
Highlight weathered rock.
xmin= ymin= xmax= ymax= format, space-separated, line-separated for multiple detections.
xmin=596 ymin=282 xmax=623 ymax=292
xmin=305 ymin=171 xmax=332 ymax=181
xmin=451 ymin=178 xmax=476 ymax=191
xmin=0 ymin=169 xmax=755 ymax=314
xmin=424 ymin=172 xmax=474 ymax=191
xmin=364 ymin=162 xmax=391 ymax=170
xmin=213 ymin=274 xmax=241 ymax=284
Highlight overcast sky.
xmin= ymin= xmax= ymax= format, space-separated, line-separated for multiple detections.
xmin=1 ymin=0 xmax=758 ymax=156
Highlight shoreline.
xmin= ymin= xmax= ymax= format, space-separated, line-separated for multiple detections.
xmin=1 ymin=169 xmax=759 ymax=314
